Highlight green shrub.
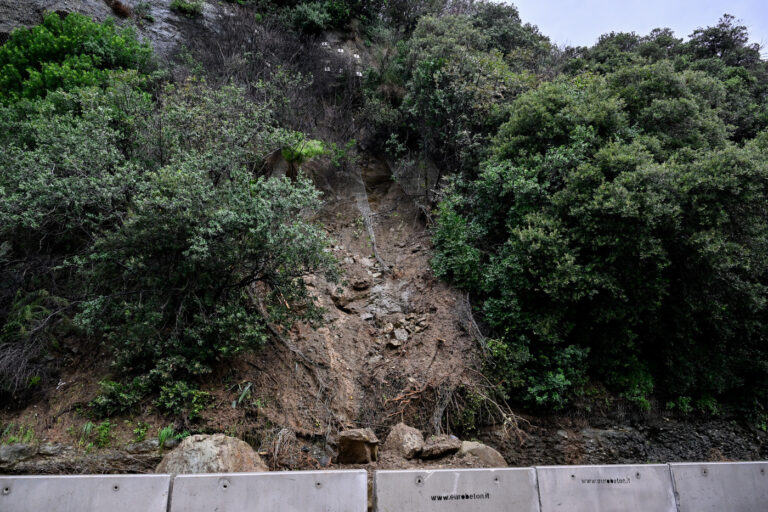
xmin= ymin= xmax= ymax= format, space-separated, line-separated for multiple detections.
xmin=132 ymin=421 xmax=149 ymax=442
xmin=157 ymin=425 xmax=175 ymax=448
xmin=170 ymin=0 xmax=204 ymax=17
xmin=156 ymin=382 xmax=210 ymax=420
xmin=71 ymin=83 xmax=337 ymax=415
xmin=0 ymin=12 xmax=151 ymax=103
xmin=1 ymin=17 xmax=336 ymax=415
xmin=433 ymin=73 xmax=768 ymax=413
xmin=90 ymin=380 xmax=145 ymax=417
xmin=289 ymin=2 xmax=331 ymax=34
xmin=324 ymin=0 xmax=351 ymax=28
xmin=96 ymin=420 xmax=113 ymax=448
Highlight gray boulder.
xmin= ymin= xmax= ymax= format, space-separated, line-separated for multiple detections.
xmin=458 ymin=441 xmax=507 ymax=467
xmin=155 ymin=434 xmax=268 ymax=474
xmin=420 ymin=434 xmax=461 ymax=459
xmin=0 ymin=443 xmax=36 ymax=464
xmin=383 ymin=423 xmax=423 ymax=459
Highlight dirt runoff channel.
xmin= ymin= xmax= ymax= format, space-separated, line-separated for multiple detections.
xmin=206 ymin=155 xmax=487 ymax=451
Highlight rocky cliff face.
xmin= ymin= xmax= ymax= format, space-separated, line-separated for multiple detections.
xmin=0 ymin=0 xmax=231 ymax=57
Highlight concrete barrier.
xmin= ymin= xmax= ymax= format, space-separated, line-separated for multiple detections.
xmin=670 ymin=461 xmax=768 ymax=512
xmin=3 ymin=461 xmax=768 ymax=511
xmin=0 ymin=474 xmax=170 ymax=512
xmin=374 ymin=468 xmax=540 ymax=512
xmin=535 ymin=464 xmax=677 ymax=512
xmin=169 ymin=470 xmax=367 ymax=512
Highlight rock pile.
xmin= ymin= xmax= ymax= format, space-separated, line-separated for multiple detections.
xmin=335 ymin=423 xmax=507 ymax=468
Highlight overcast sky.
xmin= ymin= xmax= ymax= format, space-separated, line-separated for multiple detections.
xmin=508 ymin=0 xmax=768 ymax=56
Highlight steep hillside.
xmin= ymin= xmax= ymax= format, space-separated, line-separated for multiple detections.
xmin=1 ymin=0 xmax=767 ymax=474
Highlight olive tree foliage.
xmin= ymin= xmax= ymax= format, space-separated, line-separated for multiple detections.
xmin=0 ymin=12 xmax=152 ymax=103
xmin=433 ymin=69 xmax=768 ymax=414
xmin=567 ymin=15 xmax=768 ymax=143
xmin=362 ymin=2 xmax=551 ymax=200
xmin=0 ymin=19 xmax=337 ymax=413
xmin=76 ymin=82 xmax=337 ymax=416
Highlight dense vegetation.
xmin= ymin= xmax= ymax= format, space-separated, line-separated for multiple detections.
xmin=418 ymin=13 xmax=768 ymax=417
xmin=1 ymin=2 xmax=766 ymax=425
xmin=0 ymin=13 xmax=336 ymax=418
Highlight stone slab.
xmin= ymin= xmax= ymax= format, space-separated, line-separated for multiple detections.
xmin=670 ymin=461 xmax=768 ymax=512
xmin=374 ymin=468 xmax=539 ymax=512
xmin=169 ymin=470 xmax=367 ymax=512
xmin=0 ymin=474 xmax=170 ymax=512
xmin=536 ymin=464 xmax=676 ymax=512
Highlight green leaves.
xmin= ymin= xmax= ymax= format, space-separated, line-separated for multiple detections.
xmin=433 ymin=65 xmax=768 ymax=414
xmin=71 ymin=85 xmax=337 ymax=413
xmin=0 ymin=12 xmax=152 ymax=103
xmin=0 ymin=18 xmax=336 ymax=414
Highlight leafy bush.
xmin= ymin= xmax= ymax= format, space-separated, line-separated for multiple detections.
xmin=1 ymin=16 xmax=337 ymax=414
xmin=362 ymin=7 xmax=549 ymax=196
xmin=157 ymin=425 xmax=175 ymax=448
xmin=0 ymin=12 xmax=151 ymax=103
xmin=282 ymin=138 xmax=326 ymax=179
xmin=0 ymin=73 xmax=151 ymax=400
xmin=170 ymin=0 xmax=205 ymax=17
xmin=96 ymin=420 xmax=113 ymax=448
xmin=72 ymin=83 xmax=337 ymax=414
xmin=156 ymin=382 xmax=211 ymax=420
xmin=434 ymin=72 xmax=768 ymax=413
xmin=90 ymin=380 xmax=145 ymax=417
xmin=289 ymin=2 xmax=331 ymax=34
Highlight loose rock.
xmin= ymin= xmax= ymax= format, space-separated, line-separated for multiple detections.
xmin=383 ymin=423 xmax=423 ymax=459
xmin=420 ymin=434 xmax=462 ymax=459
xmin=336 ymin=428 xmax=379 ymax=463
xmin=352 ymin=277 xmax=372 ymax=290
xmin=126 ymin=440 xmax=160 ymax=454
xmin=458 ymin=441 xmax=507 ymax=467
xmin=0 ymin=444 xmax=36 ymax=464
xmin=155 ymin=434 xmax=268 ymax=474
xmin=37 ymin=443 xmax=66 ymax=456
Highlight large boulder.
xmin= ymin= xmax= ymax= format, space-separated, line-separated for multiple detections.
xmin=0 ymin=444 xmax=36 ymax=465
xmin=383 ymin=423 xmax=423 ymax=459
xmin=155 ymin=434 xmax=268 ymax=474
xmin=419 ymin=434 xmax=461 ymax=459
xmin=336 ymin=428 xmax=379 ymax=463
xmin=458 ymin=441 xmax=507 ymax=467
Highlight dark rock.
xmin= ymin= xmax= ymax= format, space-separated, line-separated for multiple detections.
xmin=38 ymin=443 xmax=66 ymax=456
xmin=336 ymin=428 xmax=379 ymax=463
xmin=420 ymin=434 xmax=461 ymax=459
xmin=126 ymin=440 xmax=160 ymax=454
xmin=352 ymin=277 xmax=371 ymax=291
xmin=0 ymin=444 xmax=37 ymax=464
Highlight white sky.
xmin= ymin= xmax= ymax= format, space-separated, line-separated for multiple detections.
xmin=508 ymin=0 xmax=768 ymax=56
